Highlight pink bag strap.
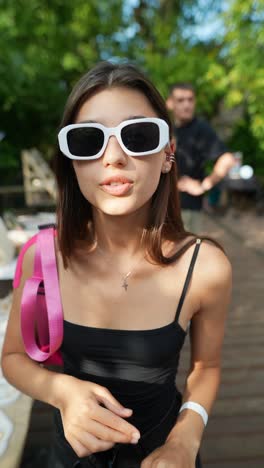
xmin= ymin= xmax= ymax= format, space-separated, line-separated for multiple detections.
xmin=21 ymin=227 xmax=63 ymax=362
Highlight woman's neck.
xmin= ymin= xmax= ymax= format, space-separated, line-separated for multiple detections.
xmin=92 ymin=207 xmax=148 ymax=258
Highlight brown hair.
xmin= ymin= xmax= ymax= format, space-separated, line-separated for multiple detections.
xmin=54 ymin=61 xmax=221 ymax=266
xmin=169 ymin=82 xmax=195 ymax=95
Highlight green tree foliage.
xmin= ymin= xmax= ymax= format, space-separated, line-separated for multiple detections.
xmin=0 ymin=0 xmax=263 ymax=180
xmin=0 ymin=0 xmax=124 ymax=176
xmin=222 ymin=0 xmax=264 ymax=172
xmin=122 ymin=0 xmax=225 ymax=112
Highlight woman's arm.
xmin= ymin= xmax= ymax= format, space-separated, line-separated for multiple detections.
xmin=166 ymin=243 xmax=232 ymax=454
xmin=1 ymin=245 xmax=141 ymax=457
xmin=1 ymin=242 xmax=64 ymax=407
xmin=141 ymin=242 xmax=232 ymax=467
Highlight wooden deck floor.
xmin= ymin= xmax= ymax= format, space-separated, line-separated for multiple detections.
xmin=20 ymin=214 xmax=264 ymax=467
xmin=177 ymin=214 xmax=264 ymax=467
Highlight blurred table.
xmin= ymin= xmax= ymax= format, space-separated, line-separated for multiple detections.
xmin=221 ymin=175 xmax=261 ymax=210
xmin=222 ymin=175 xmax=260 ymax=193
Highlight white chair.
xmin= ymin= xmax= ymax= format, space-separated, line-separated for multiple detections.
xmin=0 ymin=217 xmax=17 ymax=298
xmin=0 ymin=217 xmax=15 ymax=268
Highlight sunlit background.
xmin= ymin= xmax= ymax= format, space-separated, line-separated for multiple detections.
xmin=0 ymin=0 xmax=263 ymax=183
xmin=0 ymin=1 xmax=263 ymax=467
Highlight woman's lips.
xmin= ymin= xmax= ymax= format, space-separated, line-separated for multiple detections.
xmin=101 ymin=182 xmax=133 ymax=196
xmin=100 ymin=176 xmax=134 ymax=196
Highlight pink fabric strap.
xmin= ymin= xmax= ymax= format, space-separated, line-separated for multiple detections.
xmin=20 ymin=227 xmax=63 ymax=363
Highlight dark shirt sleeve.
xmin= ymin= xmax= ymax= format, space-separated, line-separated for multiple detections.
xmin=199 ymin=120 xmax=228 ymax=162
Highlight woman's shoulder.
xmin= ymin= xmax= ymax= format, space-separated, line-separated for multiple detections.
xmin=195 ymin=238 xmax=232 ymax=291
xmin=166 ymin=236 xmax=232 ymax=285
xmin=164 ymin=235 xmax=196 ymax=256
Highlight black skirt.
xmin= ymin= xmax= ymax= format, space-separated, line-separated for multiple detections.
xmin=48 ymin=435 xmax=202 ymax=467
xmin=48 ymin=396 xmax=202 ymax=468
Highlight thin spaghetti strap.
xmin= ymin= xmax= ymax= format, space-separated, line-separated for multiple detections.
xmin=175 ymin=238 xmax=202 ymax=324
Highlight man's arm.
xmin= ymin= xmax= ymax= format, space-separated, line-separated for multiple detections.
xmin=201 ymin=152 xmax=235 ymax=192
xmin=178 ymin=152 xmax=235 ymax=196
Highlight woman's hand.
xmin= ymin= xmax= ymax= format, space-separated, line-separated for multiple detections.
xmin=58 ymin=375 xmax=140 ymax=458
xmin=140 ymin=438 xmax=196 ymax=468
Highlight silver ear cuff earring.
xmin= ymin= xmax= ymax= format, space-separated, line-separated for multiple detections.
xmin=166 ymin=153 xmax=175 ymax=163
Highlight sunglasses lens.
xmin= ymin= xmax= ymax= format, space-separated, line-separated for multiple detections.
xmin=67 ymin=127 xmax=104 ymax=157
xmin=121 ymin=122 xmax=160 ymax=153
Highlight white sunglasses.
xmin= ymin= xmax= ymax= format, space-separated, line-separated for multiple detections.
xmin=58 ymin=117 xmax=169 ymax=160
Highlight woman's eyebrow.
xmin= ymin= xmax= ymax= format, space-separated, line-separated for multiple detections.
xmin=126 ymin=115 xmax=147 ymax=120
xmin=78 ymin=115 xmax=147 ymax=124
xmin=78 ymin=119 xmax=99 ymax=123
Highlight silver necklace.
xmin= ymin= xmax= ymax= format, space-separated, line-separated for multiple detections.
xmin=95 ymin=246 xmax=145 ymax=292
xmin=121 ymin=271 xmax=132 ymax=291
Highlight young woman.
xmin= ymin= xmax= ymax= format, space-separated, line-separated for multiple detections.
xmin=1 ymin=62 xmax=232 ymax=468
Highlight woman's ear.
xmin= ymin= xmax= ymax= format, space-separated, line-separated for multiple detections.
xmin=170 ymin=137 xmax=176 ymax=154
xmin=164 ymin=145 xmax=171 ymax=159
xmin=162 ymin=146 xmax=174 ymax=173
xmin=163 ymin=138 xmax=176 ymax=161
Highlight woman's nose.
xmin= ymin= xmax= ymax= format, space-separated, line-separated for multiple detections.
xmin=102 ymin=136 xmax=127 ymax=167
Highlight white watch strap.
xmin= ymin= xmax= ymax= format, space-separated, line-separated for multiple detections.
xmin=179 ymin=401 xmax=208 ymax=426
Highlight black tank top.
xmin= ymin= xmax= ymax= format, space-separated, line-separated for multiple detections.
xmin=55 ymin=239 xmax=202 ymax=437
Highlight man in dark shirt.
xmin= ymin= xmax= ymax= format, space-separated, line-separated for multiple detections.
xmin=166 ymin=83 xmax=234 ymax=232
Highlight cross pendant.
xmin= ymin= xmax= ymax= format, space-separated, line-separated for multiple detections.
xmin=122 ymin=278 xmax=129 ymax=291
